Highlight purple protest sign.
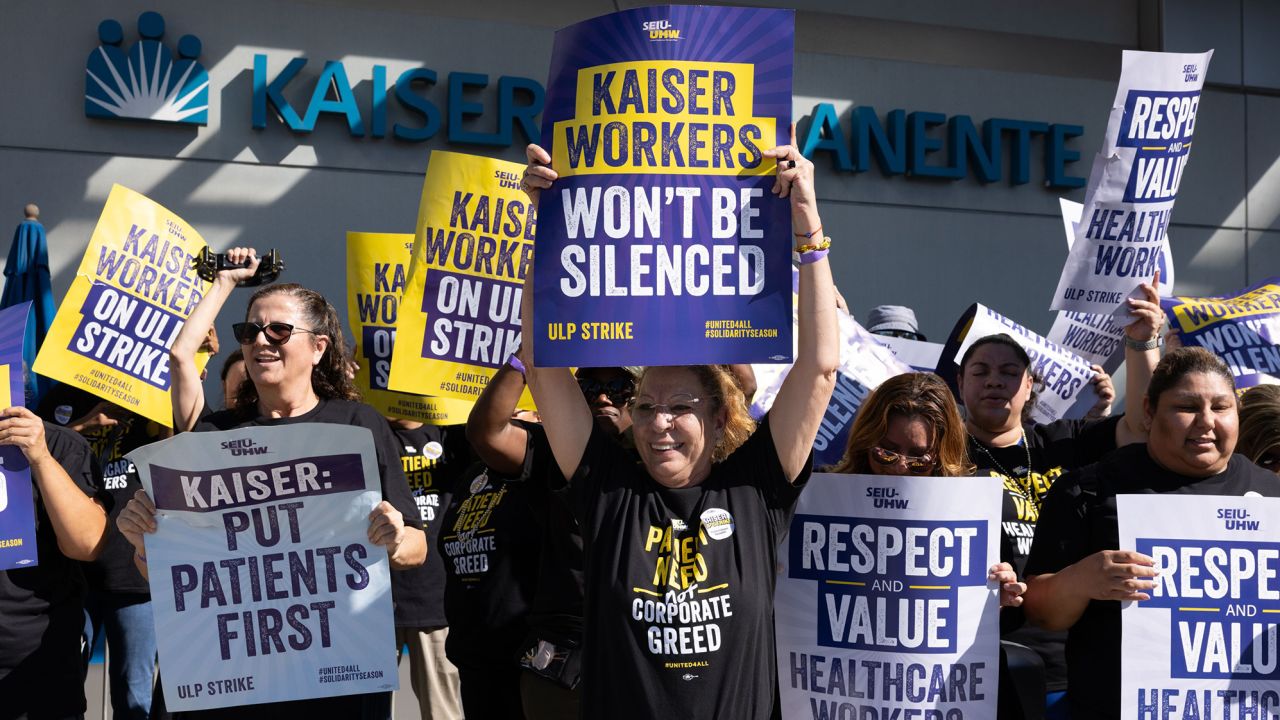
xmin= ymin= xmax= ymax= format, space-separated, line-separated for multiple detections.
xmin=533 ymin=5 xmax=795 ymax=366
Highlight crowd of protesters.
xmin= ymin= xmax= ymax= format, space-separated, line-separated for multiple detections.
xmin=2 ymin=133 xmax=1278 ymax=720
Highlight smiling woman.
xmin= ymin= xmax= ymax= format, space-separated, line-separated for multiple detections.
xmin=518 ymin=131 xmax=839 ymax=719
xmin=1020 ymin=348 xmax=1280 ymax=720
xmin=115 ymin=250 xmax=426 ymax=718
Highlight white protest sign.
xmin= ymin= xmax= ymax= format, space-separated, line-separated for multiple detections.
xmin=752 ymin=308 xmax=910 ymax=468
xmin=776 ymin=473 xmax=1002 ymax=719
xmin=1117 ymin=494 xmax=1280 ymax=720
xmin=1051 ymin=50 xmax=1211 ymax=318
xmin=129 ymin=424 xmax=398 ymax=711
xmin=874 ymin=335 xmax=944 ymax=373
xmin=952 ymin=304 xmax=1100 ymax=423
xmin=1047 ymin=198 xmax=1175 ymax=372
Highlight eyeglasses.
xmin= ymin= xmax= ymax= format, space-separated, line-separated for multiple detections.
xmin=870 ymin=446 xmax=936 ymax=475
xmin=577 ymin=377 xmax=636 ymax=406
xmin=874 ymin=329 xmax=924 ymax=341
xmin=1256 ymin=451 xmax=1280 ymax=473
xmin=231 ymin=321 xmax=319 ymax=346
xmin=629 ymin=396 xmax=703 ymax=423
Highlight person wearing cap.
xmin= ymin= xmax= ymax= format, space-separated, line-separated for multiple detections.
xmin=866 ymin=304 xmax=927 ymax=341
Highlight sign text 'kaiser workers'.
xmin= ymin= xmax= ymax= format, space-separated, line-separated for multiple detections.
xmin=533 ymin=5 xmax=794 ymax=366
xmin=347 ymin=231 xmax=476 ymax=423
xmin=1117 ymin=494 xmax=1280 ymax=720
xmin=388 ymin=151 xmax=537 ymax=406
xmin=34 ymin=184 xmax=211 ymax=427
xmin=1052 ymin=50 xmax=1211 ymax=318
xmin=129 ymin=425 xmax=398 ymax=711
xmin=775 ymin=474 xmax=1002 ymax=720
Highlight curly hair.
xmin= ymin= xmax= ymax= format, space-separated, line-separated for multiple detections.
xmin=1237 ymin=384 xmax=1280 ymax=465
xmin=637 ymin=365 xmax=756 ymax=462
xmin=234 ymin=283 xmax=361 ymax=412
xmin=828 ymin=372 xmax=974 ymax=476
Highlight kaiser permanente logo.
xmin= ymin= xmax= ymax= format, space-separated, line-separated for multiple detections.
xmin=84 ymin=11 xmax=209 ymax=125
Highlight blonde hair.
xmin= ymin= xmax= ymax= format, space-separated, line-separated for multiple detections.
xmin=828 ymin=372 xmax=973 ymax=476
xmin=637 ymin=365 xmax=756 ymax=462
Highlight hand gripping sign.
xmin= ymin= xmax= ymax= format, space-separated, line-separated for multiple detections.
xmin=1047 ymin=198 xmax=1175 ymax=373
xmin=0 ymin=302 xmax=37 ymax=570
xmin=1160 ymin=278 xmax=1280 ymax=392
xmin=533 ymin=5 xmax=795 ymax=366
xmin=34 ymin=184 xmax=212 ymax=427
xmin=128 ymin=424 xmax=398 ymax=710
xmin=775 ymin=473 xmax=1002 ymax=720
xmin=388 ymin=151 xmax=536 ymax=408
xmin=1051 ymin=50 xmax=1211 ymax=319
xmin=347 ymin=231 xmax=474 ymax=423
xmin=1117 ymin=494 xmax=1280 ymax=720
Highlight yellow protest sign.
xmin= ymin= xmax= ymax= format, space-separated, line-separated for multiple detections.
xmin=346 ymin=232 xmax=474 ymax=424
xmin=388 ymin=151 xmax=535 ymax=407
xmin=34 ymin=184 xmax=211 ymax=427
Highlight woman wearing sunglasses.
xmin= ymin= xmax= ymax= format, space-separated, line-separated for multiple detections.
xmin=119 ymin=253 xmax=425 ymax=718
xmin=515 ymin=132 xmax=837 ymax=719
xmin=827 ymin=372 xmax=1025 ymax=604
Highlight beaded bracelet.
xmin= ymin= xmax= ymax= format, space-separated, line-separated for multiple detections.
xmin=794 ymin=225 xmax=823 ymax=240
xmin=795 ymin=237 xmax=832 ymax=254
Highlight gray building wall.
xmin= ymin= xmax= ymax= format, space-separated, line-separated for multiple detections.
xmin=0 ymin=0 xmax=1273 ymax=384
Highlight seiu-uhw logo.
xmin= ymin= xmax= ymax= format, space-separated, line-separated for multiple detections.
xmin=642 ymin=19 xmax=682 ymax=41
xmin=85 ymin=11 xmax=209 ymax=125
xmin=1183 ymin=64 xmax=1199 ymax=82
xmin=220 ymin=438 xmax=269 ymax=456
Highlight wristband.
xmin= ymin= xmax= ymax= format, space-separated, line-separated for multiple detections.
xmin=794 ymin=225 xmax=822 ymax=240
xmin=795 ymin=248 xmax=830 ymax=265
xmin=1124 ymin=335 xmax=1160 ymax=351
xmin=795 ymin=237 xmax=832 ymax=254
xmin=507 ymin=355 xmax=527 ymax=376
xmin=135 ymin=550 xmax=147 ymax=564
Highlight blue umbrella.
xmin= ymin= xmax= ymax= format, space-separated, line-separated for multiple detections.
xmin=2 ymin=205 xmax=56 ymax=404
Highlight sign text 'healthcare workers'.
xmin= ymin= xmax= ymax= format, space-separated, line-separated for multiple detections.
xmin=34 ymin=185 xmax=210 ymax=427
xmin=776 ymin=474 xmax=1002 ymax=720
xmin=1161 ymin=278 xmax=1280 ymax=392
xmin=1118 ymin=495 xmax=1280 ymax=720
xmin=1052 ymin=50 xmax=1212 ymax=318
xmin=533 ymin=5 xmax=794 ymax=366
xmin=130 ymin=425 xmax=398 ymax=711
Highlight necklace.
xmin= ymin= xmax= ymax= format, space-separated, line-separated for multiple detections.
xmin=968 ymin=429 xmax=1033 ymax=479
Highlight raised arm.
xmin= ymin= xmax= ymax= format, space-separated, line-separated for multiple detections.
xmin=519 ymin=144 xmax=594 ymax=481
xmin=171 ymin=248 xmax=260 ymax=431
xmin=762 ymin=130 xmax=840 ymax=482
xmin=466 ymin=361 xmax=531 ymax=475
xmin=1116 ymin=270 xmax=1164 ymax=446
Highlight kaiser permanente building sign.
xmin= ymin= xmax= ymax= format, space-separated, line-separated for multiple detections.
xmin=84 ymin=11 xmax=1086 ymax=188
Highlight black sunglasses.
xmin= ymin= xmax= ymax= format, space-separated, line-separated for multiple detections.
xmin=232 ymin=321 xmax=319 ymax=346
xmin=577 ymin=377 xmax=636 ymax=405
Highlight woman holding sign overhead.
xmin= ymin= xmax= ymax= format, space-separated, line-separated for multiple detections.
xmin=119 ymin=257 xmax=424 ymax=718
xmin=956 ymin=278 xmax=1164 ymax=719
xmin=517 ymin=129 xmax=838 ymax=718
xmin=1022 ymin=347 xmax=1280 ymax=720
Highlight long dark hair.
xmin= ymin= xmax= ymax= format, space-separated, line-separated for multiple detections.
xmin=234 ymin=283 xmax=361 ymax=412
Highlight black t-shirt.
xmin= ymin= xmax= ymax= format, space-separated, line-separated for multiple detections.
xmin=37 ymin=384 xmax=164 ymax=594
xmin=558 ymin=414 xmax=809 ymax=720
xmin=0 ymin=422 xmax=101 ymax=717
xmin=524 ymin=422 xmax=586 ymax=646
xmin=175 ymin=398 xmax=421 ymax=719
xmin=1024 ymin=445 xmax=1280 ymax=720
xmin=969 ymin=416 xmax=1120 ymax=690
xmin=388 ymin=423 xmax=473 ymax=628
xmin=439 ymin=445 xmax=546 ymax=669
